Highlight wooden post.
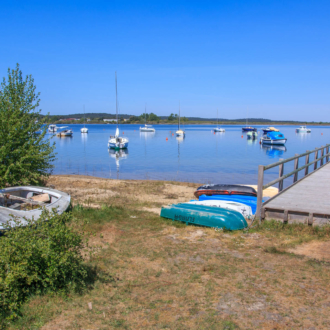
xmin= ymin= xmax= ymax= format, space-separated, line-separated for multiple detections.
xmin=293 ymin=154 xmax=299 ymax=183
xmin=314 ymin=148 xmax=318 ymax=171
xmin=305 ymin=151 xmax=310 ymax=176
xmin=327 ymin=146 xmax=329 ymax=163
xmin=278 ymin=159 xmax=284 ymax=192
xmin=256 ymin=165 xmax=264 ymax=223
xmin=320 ymin=147 xmax=324 ymax=166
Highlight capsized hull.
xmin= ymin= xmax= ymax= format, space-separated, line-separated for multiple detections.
xmin=198 ymin=194 xmax=264 ymax=215
xmin=0 ymin=186 xmax=71 ymax=230
xmin=194 ymin=184 xmax=257 ymax=198
xmin=160 ymin=203 xmax=248 ymax=230
xmin=186 ymin=200 xmax=252 ymax=219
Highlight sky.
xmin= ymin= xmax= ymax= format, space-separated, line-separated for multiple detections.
xmin=0 ymin=0 xmax=329 ymax=121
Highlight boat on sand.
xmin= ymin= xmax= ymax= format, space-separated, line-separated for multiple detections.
xmin=0 ymin=186 xmax=71 ymax=230
xmin=160 ymin=203 xmax=248 ymax=230
xmin=186 ymin=200 xmax=252 ymax=219
xmin=194 ymin=184 xmax=257 ymax=198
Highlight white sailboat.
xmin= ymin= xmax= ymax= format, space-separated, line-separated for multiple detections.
xmin=108 ymin=72 xmax=129 ymax=149
xmin=176 ymin=102 xmax=185 ymax=137
xmin=140 ymin=106 xmax=155 ymax=132
xmin=81 ymin=105 xmax=88 ymax=133
xmin=213 ymin=109 xmax=225 ymax=132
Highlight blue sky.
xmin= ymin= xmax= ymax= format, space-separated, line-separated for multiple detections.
xmin=1 ymin=0 xmax=329 ymax=121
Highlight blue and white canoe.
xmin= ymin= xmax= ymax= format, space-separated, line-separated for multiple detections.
xmin=198 ymin=194 xmax=265 ymax=215
xmin=160 ymin=203 xmax=248 ymax=231
xmin=186 ymin=200 xmax=253 ymax=219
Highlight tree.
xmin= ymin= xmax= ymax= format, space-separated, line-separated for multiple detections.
xmin=168 ymin=113 xmax=177 ymax=121
xmin=0 ymin=64 xmax=55 ymax=187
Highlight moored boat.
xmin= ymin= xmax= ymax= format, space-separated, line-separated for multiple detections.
xmin=48 ymin=124 xmax=57 ymax=132
xmin=247 ymin=131 xmax=258 ymax=139
xmin=140 ymin=106 xmax=156 ymax=132
xmin=57 ymin=129 xmax=73 ymax=137
xmin=0 ymin=186 xmax=71 ymax=230
xmin=242 ymin=126 xmax=257 ymax=132
xmin=262 ymin=127 xmax=279 ymax=133
xmin=160 ymin=203 xmax=248 ymax=230
xmin=213 ymin=109 xmax=225 ymax=132
xmin=296 ymin=126 xmax=311 ymax=133
xmin=108 ymin=72 xmax=129 ymax=149
xmin=186 ymin=200 xmax=253 ymax=219
xmin=194 ymin=184 xmax=257 ymax=198
xmin=175 ymin=102 xmax=185 ymax=137
xmin=260 ymin=131 xmax=287 ymax=145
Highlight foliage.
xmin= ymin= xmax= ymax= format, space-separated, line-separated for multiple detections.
xmin=0 ymin=209 xmax=88 ymax=322
xmin=0 ymin=64 xmax=55 ymax=188
xmin=167 ymin=113 xmax=177 ymax=121
xmin=138 ymin=112 xmax=160 ymax=123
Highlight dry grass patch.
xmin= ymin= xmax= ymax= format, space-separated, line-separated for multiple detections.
xmin=6 ymin=175 xmax=330 ymax=329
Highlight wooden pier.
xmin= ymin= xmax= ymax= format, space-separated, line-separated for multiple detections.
xmin=256 ymin=144 xmax=330 ymax=226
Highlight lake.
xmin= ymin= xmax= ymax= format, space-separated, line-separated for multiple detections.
xmin=50 ymin=124 xmax=330 ymax=187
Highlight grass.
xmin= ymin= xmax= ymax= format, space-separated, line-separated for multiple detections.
xmin=5 ymin=176 xmax=330 ymax=329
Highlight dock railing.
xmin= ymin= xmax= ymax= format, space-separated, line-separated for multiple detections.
xmin=256 ymin=144 xmax=330 ymax=221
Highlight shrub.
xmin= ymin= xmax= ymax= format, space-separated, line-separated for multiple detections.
xmin=0 ymin=209 xmax=87 ymax=321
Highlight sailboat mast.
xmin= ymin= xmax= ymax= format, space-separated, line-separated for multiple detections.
xmin=83 ymin=105 xmax=85 ymax=128
xmin=217 ymin=108 xmax=218 ymax=127
xmin=115 ymin=71 xmax=118 ymax=128
xmin=145 ymin=104 xmax=147 ymax=125
xmin=178 ymin=101 xmax=181 ymax=130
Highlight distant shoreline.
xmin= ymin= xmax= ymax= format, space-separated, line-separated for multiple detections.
xmin=48 ymin=122 xmax=330 ymax=126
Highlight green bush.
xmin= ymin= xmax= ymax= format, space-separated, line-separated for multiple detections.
xmin=0 ymin=209 xmax=87 ymax=321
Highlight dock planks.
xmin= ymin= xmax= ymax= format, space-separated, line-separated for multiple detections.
xmin=262 ymin=162 xmax=330 ymax=226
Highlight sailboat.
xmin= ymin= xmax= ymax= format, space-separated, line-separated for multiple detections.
xmin=176 ymin=102 xmax=185 ymax=137
xmin=81 ymin=105 xmax=88 ymax=133
xmin=140 ymin=105 xmax=155 ymax=132
xmin=242 ymin=110 xmax=256 ymax=132
xmin=213 ymin=109 xmax=225 ymax=132
xmin=108 ymin=72 xmax=129 ymax=149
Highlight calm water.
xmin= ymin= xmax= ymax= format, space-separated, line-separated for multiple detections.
xmin=50 ymin=124 xmax=330 ymax=187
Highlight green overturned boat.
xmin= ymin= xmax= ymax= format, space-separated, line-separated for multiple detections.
xmin=160 ymin=203 xmax=248 ymax=231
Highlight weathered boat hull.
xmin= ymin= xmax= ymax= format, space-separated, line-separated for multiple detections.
xmin=198 ymin=194 xmax=264 ymax=215
xmin=0 ymin=186 xmax=71 ymax=230
xmin=160 ymin=203 xmax=248 ymax=230
xmin=186 ymin=200 xmax=253 ymax=219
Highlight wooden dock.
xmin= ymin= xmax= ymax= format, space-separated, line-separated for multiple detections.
xmin=257 ymin=144 xmax=330 ymax=226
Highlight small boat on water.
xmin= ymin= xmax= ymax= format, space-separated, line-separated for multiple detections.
xmin=260 ymin=131 xmax=287 ymax=145
xmin=48 ymin=124 xmax=57 ymax=132
xmin=108 ymin=72 xmax=129 ymax=149
xmin=81 ymin=106 xmax=88 ymax=133
xmin=213 ymin=109 xmax=225 ymax=132
xmin=140 ymin=106 xmax=156 ymax=132
xmin=262 ymin=127 xmax=279 ymax=133
xmin=176 ymin=102 xmax=185 ymax=137
xmin=242 ymin=126 xmax=257 ymax=132
xmin=198 ymin=194 xmax=263 ymax=215
xmin=247 ymin=131 xmax=258 ymax=139
xmin=0 ymin=186 xmax=71 ymax=230
xmin=186 ymin=200 xmax=253 ymax=219
xmin=194 ymin=184 xmax=257 ymax=198
xmin=57 ymin=129 xmax=73 ymax=137
xmin=296 ymin=126 xmax=311 ymax=133
xmin=160 ymin=203 xmax=248 ymax=230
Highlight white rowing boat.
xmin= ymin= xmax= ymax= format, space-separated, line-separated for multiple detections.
xmin=0 ymin=186 xmax=71 ymax=230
